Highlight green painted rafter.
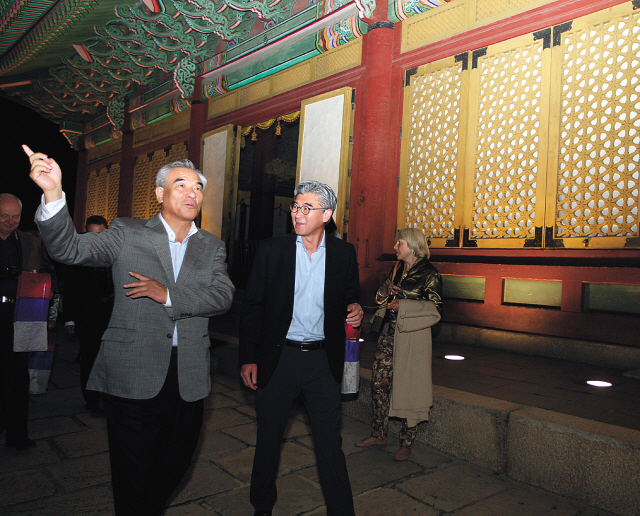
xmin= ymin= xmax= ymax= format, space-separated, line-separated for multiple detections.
xmin=0 ymin=0 xmax=57 ymax=57
xmin=0 ymin=0 xmax=102 ymax=74
xmin=0 ymin=0 xmax=369 ymax=136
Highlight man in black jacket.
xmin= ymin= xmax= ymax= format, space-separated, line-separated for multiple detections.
xmin=0 ymin=193 xmax=55 ymax=450
xmin=64 ymin=215 xmax=114 ymax=411
xmin=240 ymin=181 xmax=363 ymax=516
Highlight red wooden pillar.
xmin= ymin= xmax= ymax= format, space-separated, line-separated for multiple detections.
xmin=353 ymin=15 xmax=396 ymax=298
xmin=188 ymin=76 xmax=206 ymax=168
xmin=118 ymin=110 xmax=135 ymax=218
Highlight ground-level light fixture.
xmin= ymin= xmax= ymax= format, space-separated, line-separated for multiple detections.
xmin=586 ymin=380 xmax=612 ymax=388
xmin=444 ymin=355 xmax=465 ymax=361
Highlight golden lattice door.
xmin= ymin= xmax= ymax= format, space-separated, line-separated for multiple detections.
xmin=399 ymin=2 xmax=640 ymax=249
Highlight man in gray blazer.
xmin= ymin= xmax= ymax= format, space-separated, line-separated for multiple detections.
xmin=24 ymin=145 xmax=235 ymax=516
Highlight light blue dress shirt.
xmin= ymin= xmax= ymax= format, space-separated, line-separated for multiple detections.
xmin=159 ymin=214 xmax=198 ymax=347
xmin=286 ymin=233 xmax=326 ymax=342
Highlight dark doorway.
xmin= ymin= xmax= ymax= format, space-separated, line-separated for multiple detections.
xmin=231 ymin=118 xmax=299 ymax=287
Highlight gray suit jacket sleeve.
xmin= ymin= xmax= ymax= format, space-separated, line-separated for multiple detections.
xmin=37 ymin=203 xmax=235 ymax=402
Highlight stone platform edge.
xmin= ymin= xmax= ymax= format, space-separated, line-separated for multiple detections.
xmin=209 ymin=334 xmax=640 ymax=516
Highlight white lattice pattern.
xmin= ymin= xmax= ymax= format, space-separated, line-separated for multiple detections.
xmin=87 ymin=166 xmax=120 ymax=224
xmin=148 ymin=150 xmax=170 ymax=219
xmin=556 ymin=15 xmax=640 ymax=238
xmin=86 ymin=171 xmax=98 ymax=220
xmin=165 ymin=142 xmax=188 ymax=164
xmin=132 ymin=156 xmax=151 ymax=220
xmin=405 ymin=5 xmax=466 ymax=51
xmin=107 ymin=165 xmax=120 ymax=225
xmin=95 ymin=171 xmax=108 ymax=219
xmin=472 ymin=42 xmax=543 ymax=238
xmin=476 ymin=0 xmax=541 ymax=23
xmin=404 ymin=64 xmax=461 ymax=239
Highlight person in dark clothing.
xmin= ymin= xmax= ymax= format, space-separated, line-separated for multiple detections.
xmin=0 ymin=193 xmax=55 ymax=450
xmin=64 ymin=215 xmax=114 ymax=411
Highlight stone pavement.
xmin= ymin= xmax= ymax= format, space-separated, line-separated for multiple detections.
xmin=0 ymin=328 xmax=617 ymax=516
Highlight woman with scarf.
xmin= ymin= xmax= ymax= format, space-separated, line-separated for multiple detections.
xmin=355 ymin=228 xmax=443 ymax=461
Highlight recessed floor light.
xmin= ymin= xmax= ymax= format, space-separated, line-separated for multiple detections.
xmin=586 ymin=380 xmax=612 ymax=388
xmin=444 ymin=355 xmax=465 ymax=361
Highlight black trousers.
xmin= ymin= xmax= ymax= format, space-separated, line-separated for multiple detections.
xmin=0 ymin=303 xmax=30 ymax=444
xmin=251 ymin=345 xmax=355 ymax=516
xmin=102 ymin=348 xmax=204 ymax=516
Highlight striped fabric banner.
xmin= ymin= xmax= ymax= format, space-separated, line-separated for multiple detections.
xmin=13 ymin=272 xmax=51 ymax=352
xmin=342 ymin=324 xmax=361 ymax=398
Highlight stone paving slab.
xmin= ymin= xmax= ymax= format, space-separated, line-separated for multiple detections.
xmin=222 ymin=386 xmax=258 ymax=407
xmin=213 ymin=376 xmax=246 ymax=391
xmin=396 ymin=463 xmax=509 ymax=512
xmin=214 ymin=446 xmax=256 ymax=483
xmin=28 ymin=393 xmax=88 ymax=420
xmin=336 ymin=419 xmax=372 ymax=456
xmin=29 ymin=384 xmax=83 ymax=407
xmin=0 ymin=468 xmax=56 ymax=507
xmin=2 ymin=485 xmax=114 ymax=516
xmin=354 ymin=487 xmax=439 ymax=515
xmin=346 ymin=448 xmax=422 ymax=494
xmin=221 ymin=422 xmax=258 ymax=446
xmin=74 ymin=411 xmax=108 ymax=432
xmin=209 ymin=382 xmax=232 ymax=394
xmin=50 ymin=428 xmax=109 ymax=459
xmin=400 ymin=442 xmax=455 ymax=469
xmin=28 ymin=414 xmax=87 ymax=440
xmin=295 ymin=446 xmax=422 ymax=496
xmin=0 ymin=442 xmax=61 ymax=474
xmin=45 ymin=452 xmax=111 ymax=491
xmin=165 ymin=501 xmax=216 ymax=516
xmin=204 ymin=392 xmax=241 ymax=410
xmin=449 ymin=486 xmax=603 ymax=516
xmin=196 ymin=429 xmax=249 ymax=460
xmin=268 ymin=473 xmax=326 ymax=515
xmin=169 ymin=460 xmax=244 ymax=506
xmin=204 ymin=484 xmax=254 ymax=516
xmin=202 ymin=407 xmax=253 ymax=433
xmin=205 ymin=473 xmax=327 ymax=516
xmin=213 ymin=439 xmax=319 ymax=486
xmin=236 ymin=404 xmax=257 ymax=419
xmin=295 ymin=418 xmax=374 ymax=458
xmin=277 ymin=441 xmax=317 ymax=474
xmin=283 ymin=417 xmax=313 ymax=439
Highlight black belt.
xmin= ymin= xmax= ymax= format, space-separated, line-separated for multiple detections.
xmin=285 ymin=339 xmax=325 ymax=351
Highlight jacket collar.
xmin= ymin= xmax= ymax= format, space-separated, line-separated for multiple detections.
xmin=146 ymin=213 xmax=203 ymax=284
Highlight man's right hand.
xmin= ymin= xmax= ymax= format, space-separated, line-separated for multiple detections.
xmin=23 ymin=145 xmax=63 ymax=203
xmin=240 ymin=364 xmax=258 ymax=391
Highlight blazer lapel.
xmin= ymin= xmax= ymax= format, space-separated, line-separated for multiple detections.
xmin=285 ymin=233 xmax=297 ymax=300
xmin=176 ymin=232 xmax=205 ymax=284
xmin=147 ymin=216 xmax=175 ymax=284
xmin=324 ymin=233 xmax=338 ymax=303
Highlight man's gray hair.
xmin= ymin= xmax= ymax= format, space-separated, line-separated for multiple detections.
xmin=156 ymin=160 xmax=207 ymax=189
xmin=294 ymin=181 xmax=337 ymax=213
xmin=0 ymin=193 xmax=22 ymax=209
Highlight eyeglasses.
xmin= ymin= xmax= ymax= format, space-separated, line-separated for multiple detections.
xmin=289 ymin=203 xmax=325 ymax=215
